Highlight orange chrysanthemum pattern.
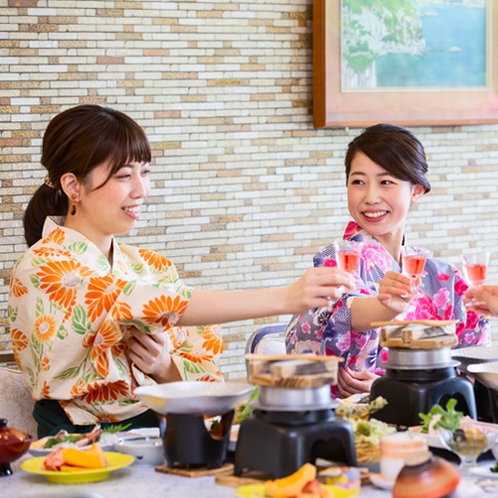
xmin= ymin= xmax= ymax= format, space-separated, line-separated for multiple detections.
xmin=196 ymin=375 xmax=218 ymax=382
xmin=95 ymin=413 xmax=121 ymax=423
xmin=32 ymin=246 xmax=72 ymax=259
xmin=94 ymin=352 xmax=110 ymax=378
xmin=142 ymin=295 xmax=188 ymax=328
xmin=110 ymin=301 xmax=133 ymax=321
xmin=33 ymin=314 xmax=57 ymax=343
xmin=37 ymin=260 xmax=92 ymax=311
xmin=11 ymin=328 xmax=28 ymax=352
xmin=70 ymin=379 xmax=85 ymax=398
xmin=81 ymin=380 xmax=129 ymax=404
xmin=177 ymin=350 xmax=213 ymax=364
xmin=138 ymin=248 xmax=172 ymax=271
xmin=201 ymin=327 xmax=225 ymax=355
xmin=47 ymin=227 xmax=66 ymax=245
xmin=40 ymin=357 xmax=50 ymax=371
xmin=111 ymin=342 xmax=126 ymax=357
xmin=91 ymin=321 xmax=122 ymax=359
xmin=41 ymin=380 xmax=51 ymax=398
xmin=84 ymin=275 xmax=127 ymax=321
xmin=10 ymin=278 xmax=28 ymax=297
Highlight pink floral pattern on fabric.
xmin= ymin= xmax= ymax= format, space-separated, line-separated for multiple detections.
xmin=285 ymin=220 xmax=489 ymax=393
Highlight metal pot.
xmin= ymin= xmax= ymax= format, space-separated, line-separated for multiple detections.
xmin=256 ymin=384 xmax=336 ymax=411
xmin=382 ymin=347 xmax=459 ymax=370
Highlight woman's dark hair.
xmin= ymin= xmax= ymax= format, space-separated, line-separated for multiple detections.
xmin=344 ymin=123 xmax=431 ymax=193
xmin=23 ymin=105 xmax=151 ymax=247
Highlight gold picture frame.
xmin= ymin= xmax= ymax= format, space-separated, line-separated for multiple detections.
xmin=313 ymin=0 xmax=498 ymax=128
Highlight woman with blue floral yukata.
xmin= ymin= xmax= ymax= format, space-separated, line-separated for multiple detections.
xmin=285 ymin=123 xmax=489 ymax=399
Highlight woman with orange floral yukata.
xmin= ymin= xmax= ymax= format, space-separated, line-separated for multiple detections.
xmin=9 ymin=105 xmax=354 ymax=437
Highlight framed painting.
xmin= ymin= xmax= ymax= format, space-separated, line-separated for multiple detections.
xmin=313 ymin=0 xmax=498 ymax=128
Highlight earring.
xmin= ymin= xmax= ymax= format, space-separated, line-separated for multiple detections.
xmin=69 ymin=195 xmax=77 ymax=216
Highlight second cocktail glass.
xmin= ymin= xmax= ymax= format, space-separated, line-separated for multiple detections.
xmin=460 ymin=252 xmax=490 ymax=287
xmin=400 ymin=246 xmax=429 ymax=297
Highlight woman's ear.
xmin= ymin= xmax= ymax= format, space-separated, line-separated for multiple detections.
xmin=60 ymin=173 xmax=81 ymax=201
xmin=411 ymin=184 xmax=425 ymax=203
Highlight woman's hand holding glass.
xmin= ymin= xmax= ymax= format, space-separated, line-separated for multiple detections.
xmin=286 ymin=266 xmax=356 ymax=312
xmin=463 ymin=285 xmax=498 ymax=318
xmin=376 ymin=270 xmax=419 ymax=314
xmin=400 ymin=246 xmax=429 ymax=297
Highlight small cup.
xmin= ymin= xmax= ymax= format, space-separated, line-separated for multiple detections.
xmin=379 ymin=432 xmax=428 ymax=483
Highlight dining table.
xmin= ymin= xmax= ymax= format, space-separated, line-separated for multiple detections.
xmin=4 ymin=452 xmax=494 ymax=498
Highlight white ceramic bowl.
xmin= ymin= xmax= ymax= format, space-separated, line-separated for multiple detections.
xmin=134 ymin=381 xmax=255 ymax=416
xmin=467 ymin=361 xmax=498 ymax=390
xmin=114 ymin=436 xmax=164 ymax=466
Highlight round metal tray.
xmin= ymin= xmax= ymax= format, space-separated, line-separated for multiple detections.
xmin=251 ymin=400 xmax=339 ymax=412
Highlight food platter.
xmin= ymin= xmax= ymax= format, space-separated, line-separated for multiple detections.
xmin=28 ymin=428 xmax=159 ymax=457
xmin=20 ymin=452 xmax=134 ymax=483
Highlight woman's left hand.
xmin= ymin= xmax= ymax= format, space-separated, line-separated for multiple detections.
xmin=376 ymin=270 xmax=418 ymax=314
xmin=127 ymin=327 xmax=181 ymax=383
xmin=337 ymin=367 xmax=379 ymax=398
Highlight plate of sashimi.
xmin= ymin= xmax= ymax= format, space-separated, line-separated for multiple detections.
xmin=29 ymin=424 xmax=160 ymax=457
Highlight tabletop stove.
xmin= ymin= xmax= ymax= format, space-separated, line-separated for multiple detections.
xmin=234 ymin=355 xmax=357 ymax=478
xmin=370 ymin=321 xmax=476 ymax=427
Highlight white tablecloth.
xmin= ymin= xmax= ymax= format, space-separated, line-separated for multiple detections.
xmin=3 ymin=455 xmax=490 ymax=498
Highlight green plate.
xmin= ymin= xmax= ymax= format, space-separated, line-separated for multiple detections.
xmin=20 ymin=452 xmax=134 ymax=483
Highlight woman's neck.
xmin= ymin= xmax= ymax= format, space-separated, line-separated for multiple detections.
xmin=63 ymin=217 xmax=114 ymax=264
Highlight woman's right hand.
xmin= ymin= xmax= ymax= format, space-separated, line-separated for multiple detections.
xmin=376 ymin=270 xmax=417 ymax=314
xmin=463 ymin=285 xmax=498 ymax=317
xmin=284 ymin=266 xmax=355 ymax=313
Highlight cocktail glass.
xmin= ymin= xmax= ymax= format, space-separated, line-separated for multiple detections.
xmin=438 ymin=425 xmax=498 ymax=474
xmin=334 ymin=240 xmax=364 ymax=274
xmin=460 ymin=252 xmax=490 ymax=287
xmin=400 ymin=246 xmax=429 ymax=297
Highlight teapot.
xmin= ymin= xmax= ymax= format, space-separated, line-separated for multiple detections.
xmin=0 ymin=418 xmax=32 ymax=476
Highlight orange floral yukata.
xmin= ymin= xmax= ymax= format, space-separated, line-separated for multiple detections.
xmin=8 ymin=217 xmax=224 ymax=425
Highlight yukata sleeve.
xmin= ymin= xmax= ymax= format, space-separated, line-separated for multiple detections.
xmin=168 ymin=324 xmax=225 ymax=382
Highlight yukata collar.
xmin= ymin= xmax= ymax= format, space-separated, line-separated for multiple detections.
xmin=42 ymin=216 xmax=118 ymax=273
xmin=342 ymin=220 xmax=406 ymax=246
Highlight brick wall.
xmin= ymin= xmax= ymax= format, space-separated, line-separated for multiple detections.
xmin=1 ymin=0 xmax=498 ymax=379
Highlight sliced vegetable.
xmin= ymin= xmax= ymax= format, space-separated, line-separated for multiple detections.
xmin=419 ymin=398 xmax=463 ymax=434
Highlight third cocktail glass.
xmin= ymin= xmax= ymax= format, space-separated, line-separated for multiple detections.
xmin=401 ymin=246 xmax=429 ymax=297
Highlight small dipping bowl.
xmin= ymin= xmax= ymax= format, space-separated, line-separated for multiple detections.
xmin=114 ymin=436 xmax=164 ymax=466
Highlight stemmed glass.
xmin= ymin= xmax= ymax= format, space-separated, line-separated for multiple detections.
xmin=438 ymin=426 xmax=498 ymax=474
xmin=400 ymin=246 xmax=429 ymax=297
xmin=324 ymin=240 xmax=364 ymax=301
xmin=460 ymin=252 xmax=490 ymax=287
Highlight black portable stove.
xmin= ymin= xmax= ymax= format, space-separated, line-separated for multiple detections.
xmin=162 ymin=410 xmax=234 ymax=469
xmin=370 ymin=347 xmax=477 ymax=427
xmin=234 ymin=385 xmax=357 ymax=478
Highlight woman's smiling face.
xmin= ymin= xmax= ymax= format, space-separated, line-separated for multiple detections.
xmin=347 ymin=151 xmax=425 ymax=253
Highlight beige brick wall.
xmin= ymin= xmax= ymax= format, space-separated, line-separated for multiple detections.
xmin=1 ymin=0 xmax=498 ymax=379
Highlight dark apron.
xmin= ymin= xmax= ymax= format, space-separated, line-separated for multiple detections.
xmin=33 ymin=399 xmax=161 ymax=439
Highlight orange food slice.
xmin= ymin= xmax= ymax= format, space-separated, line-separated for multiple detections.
xmin=61 ymin=443 xmax=107 ymax=469
xmin=265 ymin=463 xmax=317 ymax=498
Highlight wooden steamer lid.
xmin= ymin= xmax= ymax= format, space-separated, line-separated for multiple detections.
xmin=373 ymin=320 xmax=459 ymax=350
xmin=245 ymin=354 xmax=342 ymax=389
